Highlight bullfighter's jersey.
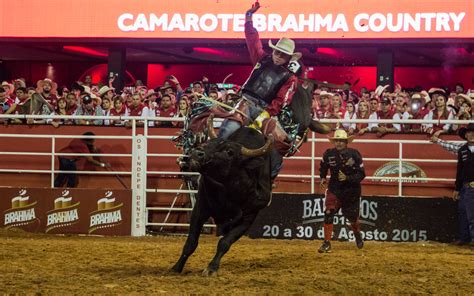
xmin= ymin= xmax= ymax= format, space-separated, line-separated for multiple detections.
xmin=320 ymin=147 xmax=365 ymax=198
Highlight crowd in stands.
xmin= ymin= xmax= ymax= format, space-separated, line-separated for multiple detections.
xmin=0 ymin=74 xmax=472 ymax=139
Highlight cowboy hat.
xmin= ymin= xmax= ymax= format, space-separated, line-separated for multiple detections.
xmin=319 ymin=90 xmax=334 ymax=97
xmin=268 ymin=37 xmax=302 ymax=60
xmin=375 ymin=84 xmax=390 ymax=97
xmin=145 ymin=89 xmax=158 ymax=98
xmin=160 ymin=81 xmax=174 ymax=91
xmin=455 ymin=94 xmax=472 ymax=105
xmin=98 ymin=85 xmax=114 ymax=97
xmin=13 ymin=79 xmax=26 ymax=88
xmin=1 ymin=81 xmax=14 ymax=94
xmin=36 ymin=78 xmax=58 ymax=94
xmin=428 ymin=88 xmax=446 ymax=96
xmin=459 ymin=123 xmax=474 ymax=140
xmin=328 ymin=129 xmax=355 ymax=144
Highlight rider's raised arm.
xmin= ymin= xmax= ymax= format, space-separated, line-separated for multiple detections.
xmin=245 ymin=2 xmax=265 ymax=66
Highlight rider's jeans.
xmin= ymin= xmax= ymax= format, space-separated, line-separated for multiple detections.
xmin=218 ymin=97 xmax=282 ymax=180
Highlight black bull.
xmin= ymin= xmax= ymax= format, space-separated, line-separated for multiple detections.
xmin=171 ymin=85 xmax=330 ymax=276
xmin=171 ymin=126 xmax=274 ymax=276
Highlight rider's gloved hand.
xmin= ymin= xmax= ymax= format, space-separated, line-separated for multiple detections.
xmin=248 ymin=110 xmax=270 ymax=130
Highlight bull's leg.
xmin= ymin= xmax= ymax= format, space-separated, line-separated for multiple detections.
xmin=171 ymin=204 xmax=210 ymax=273
xmin=202 ymin=212 xmax=258 ymax=276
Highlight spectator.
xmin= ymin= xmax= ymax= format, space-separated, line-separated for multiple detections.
xmin=369 ymin=97 xmax=397 ymax=137
xmin=65 ymin=93 xmax=79 ymax=114
xmin=155 ymin=94 xmax=176 ymax=127
xmin=356 ymin=100 xmax=371 ymax=136
xmin=7 ymin=87 xmax=30 ymax=124
xmin=101 ymin=97 xmax=113 ymax=126
xmin=327 ymin=94 xmax=344 ymax=130
xmin=173 ymin=97 xmax=190 ymax=128
xmin=48 ymin=97 xmax=72 ymax=127
xmin=74 ymin=95 xmax=104 ymax=125
xmin=1 ymin=81 xmax=15 ymax=99
xmin=369 ymin=97 xmax=379 ymax=114
xmin=192 ymin=80 xmax=205 ymax=95
xmin=452 ymin=94 xmax=472 ymax=132
xmin=54 ymin=132 xmax=109 ymax=188
xmin=455 ymin=83 xmax=464 ymax=95
xmin=314 ymin=91 xmax=332 ymax=120
xmin=342 ymin=100 xmax=356 ymax=135
xmin=406 ymin=93 xmax=426 ymax=133
xmin=109 ymin=96 xmax=129 ymax=126
xmin=392 ymin=97 xmax=410 ymax=133
xmin=83 ymin=75 xmax=92 ymax=87
xmin=98 ymin=86 xmax=115 ymax=102
xmin=36 ymin=78 xmax=58 ymax=108
xmin=423 ymin=93 xmax=454 ymax=138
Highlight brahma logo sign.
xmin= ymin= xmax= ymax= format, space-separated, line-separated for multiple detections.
xmin=4 ymin=189 xmax=38 ymax=229
xmin=46 ymin=190 xmax=80 ymax=233
xmin=89 ymin=191 xmax=123 ymax=234
xmin=374 ymin=161 xmax=427 ymax=183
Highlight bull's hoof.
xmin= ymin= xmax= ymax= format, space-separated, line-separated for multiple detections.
xmin=202 ymin=268 xmax=218 ymax=277
xmin=170 ymin=265 xmax=183 ymax=274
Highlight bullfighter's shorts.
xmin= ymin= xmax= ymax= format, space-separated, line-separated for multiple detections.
xmin=325 ymin=190 xmax=360 ymax=222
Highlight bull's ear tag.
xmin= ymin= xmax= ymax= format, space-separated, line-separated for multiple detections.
xmin=287 ymin=60 xmax=301 ymax=73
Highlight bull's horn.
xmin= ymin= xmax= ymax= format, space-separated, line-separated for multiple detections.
xmin=207 ymin=115 xmax=217 ymax=139
xmin=241 ymin=135 xmax=273 ymax=157
xmin=309 ymin=120 xmax=331 ymax=134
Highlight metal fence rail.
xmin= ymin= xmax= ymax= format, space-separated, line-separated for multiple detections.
xmin=0 ymin=114 xmax=467 ymax=235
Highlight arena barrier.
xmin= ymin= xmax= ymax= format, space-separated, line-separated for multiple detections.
xmin=0 ymin=115 xmax=466 ymax=238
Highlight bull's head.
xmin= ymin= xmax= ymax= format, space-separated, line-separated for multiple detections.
xmin=187 ymin=117 xmax=273 ymax=178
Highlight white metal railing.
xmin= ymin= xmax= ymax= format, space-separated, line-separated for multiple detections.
xmin=0 ymin=114 xmax=468 ymax=234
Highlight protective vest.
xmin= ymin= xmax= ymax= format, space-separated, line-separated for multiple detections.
xmin=242 ymin=55 xmax=293 ymax=105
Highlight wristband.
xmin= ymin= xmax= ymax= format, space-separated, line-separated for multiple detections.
xmin=246 ymin=12 xmax=252 ymax=17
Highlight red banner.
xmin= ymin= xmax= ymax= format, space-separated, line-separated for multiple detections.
xmin=0 ymin=188 xmax=132 ymax=235
xmin=1 ymin=0 xmax=473 ymax=39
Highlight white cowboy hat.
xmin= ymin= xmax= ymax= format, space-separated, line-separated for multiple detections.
xmin=375 ymin=84 xmax=390 ymax=97
xmin=328 ymin=129 xmax=355 ymax=144
xmin=36 ymin=78 xmax=58 ymax=94
xmin=268 ymin=37 xmax=302 ymax=60
xmin=98 ymin=85 xmax=114 ymax=97
xmin=319 ymin=90 xmax=334 ymax=97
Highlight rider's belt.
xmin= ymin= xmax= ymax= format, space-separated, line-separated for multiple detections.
xmin=463 ymin=181 xmax=474 ymax=188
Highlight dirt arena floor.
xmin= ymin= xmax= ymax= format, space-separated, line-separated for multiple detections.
xmin=0 ymin=229 xmax=472 ymax=294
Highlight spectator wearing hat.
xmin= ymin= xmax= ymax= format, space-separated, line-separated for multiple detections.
xmin=423 ymin=93 xmax=454 ymax=138
xmin=70 ymin=82 xmax=85 ymax=100
xmin=369 ymin=97 xmax=397 ymax=137
xmin=74 ymin=95 xmax=104 ymax=125
xmin=36 ymin=78 xmax=58 ymax=108
xmin=98 ymin=86 xmax=115 ymax=101
xmin=1 ymin=81 xmax=15 ymax=99
xmin=313 ymin=91 xmax=333 ymax=120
